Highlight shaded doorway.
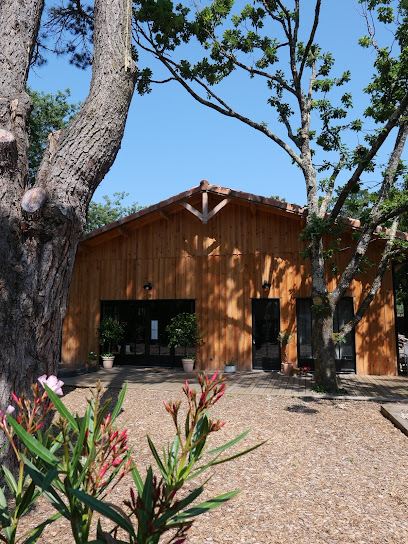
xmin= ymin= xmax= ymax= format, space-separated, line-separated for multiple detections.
xmin=101 ymin=299 xmax=195 ymax=366
xmin=296 ymin=297 xmax=356 ymax=373
xmin=252 ymin=299 xmax=281 ymax=370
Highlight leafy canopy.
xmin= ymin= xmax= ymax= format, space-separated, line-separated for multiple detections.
xmin=86 ymin=192 xmax=144 ymax=232
xmin=28 ymin=87 xmax=80 ymax=184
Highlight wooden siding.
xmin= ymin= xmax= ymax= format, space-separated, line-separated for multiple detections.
xmin=62 ymin=194 xmax=398 ymax=374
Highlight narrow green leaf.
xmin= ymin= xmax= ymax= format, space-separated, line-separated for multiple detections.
xmin=205 ymin=429 xmax=251 ymax=456
xmin=170 ymin=490 xmax=239 ymax=524
xmin=0 ymin=486 xmax=11 ymax=528
xmin=138 ymin=467 xmax=153 ymax=528
xmin=187 ymin=441 xmax=266 ymax=481
xmin=15 ymin=480 xmax=36 ymax=518
xmin=94 ymin=400 xmax=111 ymax=441
xmin=1 ymin=465 xmax=18 ymax=496
xmin=43 ymin=384 xmax=79 ymax=432
xmin=23 ymin=461 xmax=70 ymax=518
xmin=68 ymin=489 xmax=135 ymax=536
xmin=0 ymin=486 xmax=8 ymax=510
xmin=147 ymin=435 xmax=167 ymax=479
xmin=7 ymin=417 xmax=59 ymax=465
xmin=22 ymin=512 xmax=62 ymax=544
xmin=111 ymin=381 xmax=128 ymax=422
xmin=155 ymin=486 xmax=204 ymax=527
xmin=190 ymin=415 xmax=209 ymax=460
xmin=131 ymin=466 xmax=144 ymax=496
xmin=3 ymin=527 xmax=12 ymax=542
xmin=169 ymin=435 xmax=180 ymax=474
xmin=206 ymin=441 xmax=266 ymax=467
xmin=185 ymin=410 xmax=190 ymax=440
xmin=70 ymin=407 xmax=89 ymax=475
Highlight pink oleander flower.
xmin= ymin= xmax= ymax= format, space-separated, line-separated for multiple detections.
xmin=0 ymin=405 xmax=15 ymax=424
xmin=37 ymin=375 xmax=64 ymax=396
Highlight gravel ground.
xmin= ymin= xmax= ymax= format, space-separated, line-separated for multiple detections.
xmin=19 ymin=385 xmax=408 ymax=543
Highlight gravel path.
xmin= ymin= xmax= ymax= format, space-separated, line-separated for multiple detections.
xmin=20 ymin=385 xmax=408 ymax=543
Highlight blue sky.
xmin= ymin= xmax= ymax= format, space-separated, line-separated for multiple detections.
xmin=28 ymin=1 xmax=392 ymax=209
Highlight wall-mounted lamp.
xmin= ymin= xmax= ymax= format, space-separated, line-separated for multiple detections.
xmin=143 ymin=282 xmax=152 ymax=291
xmin=262 ymin=280 xmax=271 ymax=291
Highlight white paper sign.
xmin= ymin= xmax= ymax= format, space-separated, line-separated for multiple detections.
xmin=151 ymin=320 xmax=158 ymax=340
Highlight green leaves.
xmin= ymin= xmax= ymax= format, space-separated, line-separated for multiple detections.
xmin=169 ymin=490 xmax=239 ymax=523
xmin=69 ymin=489 xmax=135 ymax=536
xmin=7 ymin=417 xmax=59 ymax=465
xmin=27 ymin=87 xmax=80 ymax=184
xmin=87 ymin=192 xmax=144 ymax=233
xmin=166 ymin=312 xmax=203 ymax=349
xmin=6 ymin=381 xmax=132 ymax=544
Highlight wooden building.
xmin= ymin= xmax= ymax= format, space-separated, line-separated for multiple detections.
xmin=62 ymin=180 xmax=401 ymax=375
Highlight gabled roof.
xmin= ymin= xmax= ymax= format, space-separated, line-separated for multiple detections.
xmin=81 ymin=179 xmax=408 ymax=243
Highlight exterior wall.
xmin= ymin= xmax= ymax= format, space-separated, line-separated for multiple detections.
xmin=62 ymin=195 xmax=398 ymax=374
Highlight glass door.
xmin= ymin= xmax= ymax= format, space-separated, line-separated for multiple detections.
xmin=100 ymin=299 xmax=195 ymax=366
xmin=252 ymin=299 xmax=281 ymax=370
xmin=296 ymin=297 xmax=356 ymax=372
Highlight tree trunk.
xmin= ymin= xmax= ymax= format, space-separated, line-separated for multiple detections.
xmin=312 ymin=308 xmax=338 ymax=392
xmin=0 ymin=0 xmax=136 ymax=470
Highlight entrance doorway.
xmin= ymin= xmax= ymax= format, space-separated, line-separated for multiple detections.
xmin=101 ymin=299 xmax=195 ymax=366
xmin=252 ymin=299 xmax=281 ymax=370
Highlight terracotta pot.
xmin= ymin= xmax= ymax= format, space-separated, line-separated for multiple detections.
xmin=281 ymin=362 xmax=293 ymax=375
xmin=102 ymin=356 xmax=115 ymax=369
xmin=181 ymin=358 xmax=195 ymax=372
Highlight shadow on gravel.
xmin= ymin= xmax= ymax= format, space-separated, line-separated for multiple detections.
xmin=285 ymin=404 xmax=319 ymax=414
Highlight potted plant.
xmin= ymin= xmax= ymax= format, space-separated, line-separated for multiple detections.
xmin=224 ymin=358 xmax=236 ymax=373
xmin=278 ymin=331 xmax=294 ymax=376
xmin=166 ymin=312 xmax=203 ymax=371
xmin=97 ymin=317 xmax=125 ymax=369
xmin=87 ymin=351 xmax=99 ymax=368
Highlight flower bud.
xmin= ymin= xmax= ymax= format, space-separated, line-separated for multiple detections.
xmin=99 ymin=464 xmax=108 ymax=479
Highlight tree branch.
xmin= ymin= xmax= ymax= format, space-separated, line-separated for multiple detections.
xmin=209 ymin=42 xmax=297 ymax=97
xmin=260 ymin=0 xmax=289 ymax=36
xmin=372 ymin=200 xmax=408 ymax=228
xmin=319 ymin=155 xmax=345 ymax=216
xmin=339 ymin=218 xmax=400 ymax=338
xmin=298 ymin=0 xmax=321 ymax=81
xmin=134 ymin=23 xmax=303 ymax=167
xmin=329 ymin=96 xmax=408 ymax=222
xmin=332 ymin=114 xmax=408 ymax=303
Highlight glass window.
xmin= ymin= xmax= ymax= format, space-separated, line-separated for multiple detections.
xmin=296 ymin=297 xmax=356 ymax=372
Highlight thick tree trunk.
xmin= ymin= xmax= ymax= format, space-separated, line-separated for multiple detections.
xmin=312 ymin=307 xmax=338 ymax=392
xmin=303 ymin=158 xmax=339 ymax=392
xmin=0 ymin=0 xmax=136 ymax=470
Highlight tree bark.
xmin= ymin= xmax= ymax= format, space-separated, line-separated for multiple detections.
xmin=312 ymin=304 xmax=338 ymax=392
xmin=0 ymin=0 xmax=136 ymax=467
